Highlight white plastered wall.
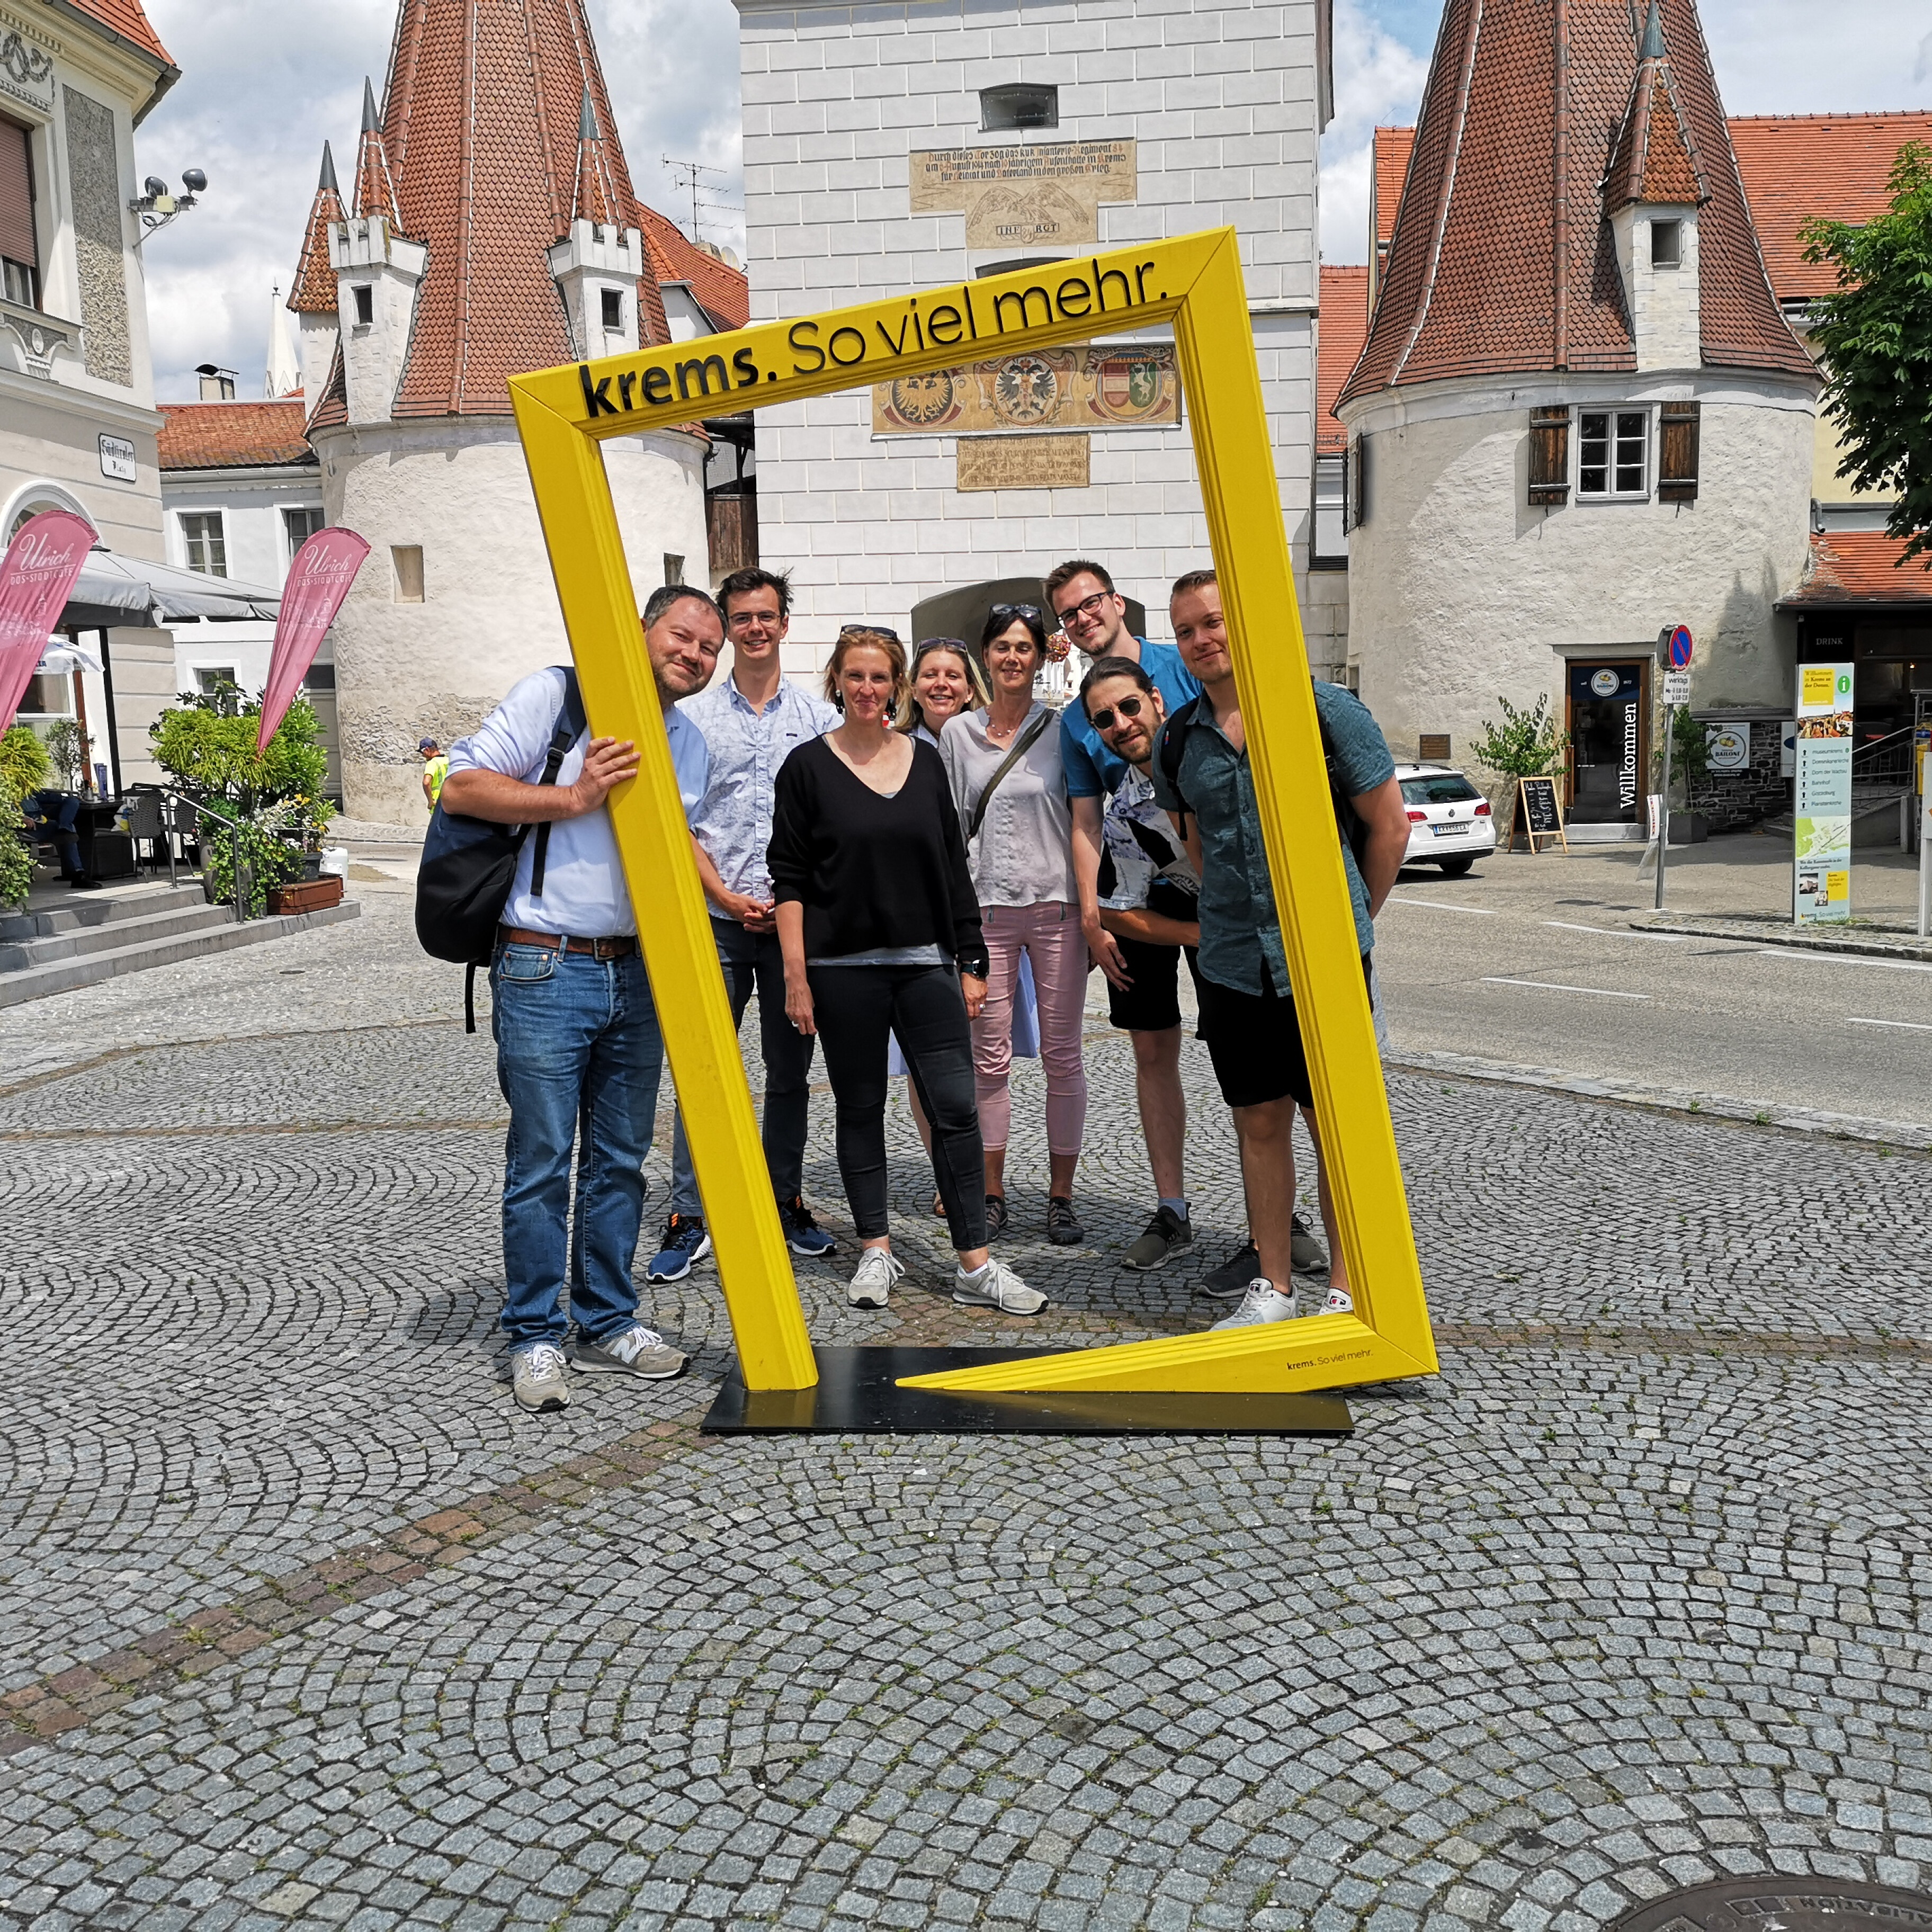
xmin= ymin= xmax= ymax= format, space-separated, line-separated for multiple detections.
xmin=316 ymin=419 xmax=709 ymax=825
xmin=1339 ymin=372 xmax=1817 ymax=757
xmin=735 ymin=0 xmax=1323 ymax=670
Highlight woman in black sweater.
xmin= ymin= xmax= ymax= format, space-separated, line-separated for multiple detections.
xmin=770 ymin=627 xmax=1046 ymax=1316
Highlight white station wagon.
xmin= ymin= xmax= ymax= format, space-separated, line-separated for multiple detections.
xmin=1396 ymin=763 xmax=1497 ymax=875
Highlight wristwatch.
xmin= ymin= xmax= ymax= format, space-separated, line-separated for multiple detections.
xmin=956 ymin=944 xmax=990 ymax=981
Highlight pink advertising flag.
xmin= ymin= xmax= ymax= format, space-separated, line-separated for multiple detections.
xmin=258 ymin=526 xmax=370 ymax=751
xmin=0 ymin=511 xmax=96 ymax=736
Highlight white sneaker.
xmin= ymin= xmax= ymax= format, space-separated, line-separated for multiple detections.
xmin=952 ymin=1257 xmax=1047 ymax=1316
xmin=848 ymin=1246 xmax=905 ymax=1308
xmin=1323 ymin=1284 xmax=1355 ymax=1314
xmin=512 ymin=1341 xmax=571 ymax=1412
xmin=1210 ymin=1279 xmax=1298 ymax=1330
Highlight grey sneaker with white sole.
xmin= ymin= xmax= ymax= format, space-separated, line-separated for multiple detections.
xmin=574 ymin=1325 xmax=687 ymax=1380
xmin=512 ymin=1341 xmax=571 ymax=1412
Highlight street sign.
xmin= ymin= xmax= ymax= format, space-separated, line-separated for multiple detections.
xmin=1662 ymin=670 xmax=1691 ymax=706
xmin=1668 ymin=625 xmax=1694 ymax=669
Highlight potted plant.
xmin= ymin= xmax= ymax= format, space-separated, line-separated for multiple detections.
xmin=1655 ymin=704 xmax=1712 ymax=844
xmin=1470 ymin=694 xmax=1571 ymax=847
xmin=0 ymin=724 xmax=52 ymax=911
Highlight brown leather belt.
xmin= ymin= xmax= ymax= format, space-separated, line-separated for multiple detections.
xmin=498 ymin=925 xmax=636 ymax=960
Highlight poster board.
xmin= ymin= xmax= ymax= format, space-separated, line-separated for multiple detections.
xmin=1793 ymin=663 xmax=1853 ymax=925
xmin=1513 ymin=774 xmax=1568 ymax=853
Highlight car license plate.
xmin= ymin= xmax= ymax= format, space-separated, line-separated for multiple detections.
xmin=1432 ymin=822 xmax=1470 ymax=837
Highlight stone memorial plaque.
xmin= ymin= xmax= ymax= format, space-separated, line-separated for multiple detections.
xmin=874 ymin=344 xmax=1179 ymax=436
xmin=955 ymin=434 xmax=1090 ymax=492
xmin=1614 ymin=1878 xmax=1932 ymax=1931
xmin=909 ymin=139 xmax=1137 ymax=248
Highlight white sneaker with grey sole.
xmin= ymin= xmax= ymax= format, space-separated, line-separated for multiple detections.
xmin=1210 ymin=1280 xmax=1299 ymax=1329
xmin=512 ymin=1341 xmax=571 ymax=1411
xmin=953 ymin=1257 xmax=1047 ymax=1315
xmin=848 ymin=1246 xmax=906 ymax=1308
xmin=574 ymin=1326 xmax=687 ymax=1380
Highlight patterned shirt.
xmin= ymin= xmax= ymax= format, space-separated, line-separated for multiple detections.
xmin=1097 ymin=765 xmax=1198 ymax=913
xmin=680 ymin=674 xmax=838 ymax=907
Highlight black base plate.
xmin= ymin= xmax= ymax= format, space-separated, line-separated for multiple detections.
xmin=700 ymin=1347 xmax=1355 ymax=1436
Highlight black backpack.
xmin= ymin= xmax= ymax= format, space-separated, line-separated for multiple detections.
xmin=1156 ymin=683 xmax=1369 ymax=865
xmin=415 ymin=668 xmax=586 ymax=1031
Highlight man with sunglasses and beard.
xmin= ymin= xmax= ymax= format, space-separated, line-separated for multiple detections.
xmin=1046 ymin=558 xmax=1201 ymax=1263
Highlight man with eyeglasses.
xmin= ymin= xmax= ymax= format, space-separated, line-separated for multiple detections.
xmin=649 ymin=566 xmax=842 ymax=1283
xmin=1045 ymin=557 xmax=1202 ymax=1257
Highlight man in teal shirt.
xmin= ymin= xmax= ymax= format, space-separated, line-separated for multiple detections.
xmin=1151 ymin=568 xmax=1410 ymax=1331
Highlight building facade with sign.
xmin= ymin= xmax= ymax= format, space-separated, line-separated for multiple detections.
xmin=733 ymin=0 xmax=1335 ymax=670
xmin=293 ymin=0 xmax=748 ymax=824
xmin=0 ymin=0 xmax=182 ymax=784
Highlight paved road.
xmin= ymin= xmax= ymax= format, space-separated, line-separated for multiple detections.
xmin=1377 ymin=840 xmax=1932 ymax=1133
xmin=1 ymin=884 xmax=1929 ymax=1931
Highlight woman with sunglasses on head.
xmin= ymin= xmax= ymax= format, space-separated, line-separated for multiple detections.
xmin=770 ymin=625 xmax=1046 ymax=1316
xmin=938 ymin=604 xmax=1089 ymax=1247
xmin=897 ymin=636 xmax=990 ymax=746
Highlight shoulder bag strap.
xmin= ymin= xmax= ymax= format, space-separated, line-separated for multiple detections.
xmin=967 ymin=705 xmax=1053 ymax=842
xmin=529 ymin=669 xmax=587 ymax=899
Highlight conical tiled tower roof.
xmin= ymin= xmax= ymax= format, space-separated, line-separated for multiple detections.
xmin=352 ymin=76 xmax=406 ymax=229
xmin=1604 ymin=0 xmax=1709 ymax=209
xmin=1339 ymin=0 xmax=1810 ymax=408
xmin=288 ymin=144 xmax=344 ymax=315
xmin=572 ymin=92 xmax=623 ymax=228
xmin=374 ymin=0 xmax=675 ymax=417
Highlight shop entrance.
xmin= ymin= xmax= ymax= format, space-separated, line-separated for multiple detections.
xmin=1566 ymin=658 xmax=1650 ymax=824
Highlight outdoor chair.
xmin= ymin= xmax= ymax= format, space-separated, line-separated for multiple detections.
xmin=121 ymin=790 xmax=167 ymax=877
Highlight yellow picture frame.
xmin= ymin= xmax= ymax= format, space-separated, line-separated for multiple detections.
xmin=507 ymin=227 xmax=1436 ymax=1399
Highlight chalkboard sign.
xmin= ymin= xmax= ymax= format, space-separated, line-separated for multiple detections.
xmin=1514 ymin=774 xmax=1569 ymax=853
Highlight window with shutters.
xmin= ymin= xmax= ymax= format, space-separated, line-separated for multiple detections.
xmin=1343 ymin=436 xmax=1368 ymax=534
xmin=1528 ymin=406 xmax=1570 ymax=506
xmin=1658 ymin=401 xmax=1700 ymax=502
xmin=1577 ymin=409 xmax=1649 ymax=499
xmin=0 ymin=115 xmax=39 ymax=310
xmin=180 ymin=512 xmax=227 ymax=577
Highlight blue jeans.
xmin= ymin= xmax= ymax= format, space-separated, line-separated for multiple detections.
xmin=667 ymin=919 xmax=816 ymax=1219
xmin=491 ymin=942 xmax=664 ymax=1349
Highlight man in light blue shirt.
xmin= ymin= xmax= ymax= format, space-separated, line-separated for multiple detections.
xmin=650 ymin=565 xmax=841 ymax=1281
xmin=441 ymin=583 xmax=721 ymax=1414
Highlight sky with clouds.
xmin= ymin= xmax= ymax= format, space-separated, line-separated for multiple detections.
xmin=135 ymin=0 xmax=1931 ymax=404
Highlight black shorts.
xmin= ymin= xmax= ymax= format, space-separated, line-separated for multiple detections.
xmin=1197 ymin=957 xmax=1372 ymax=1110
xmin=1106 ymin=935 xmax=1203 ymax=1033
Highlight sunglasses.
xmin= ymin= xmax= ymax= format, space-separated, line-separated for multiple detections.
xmin=914 ymin=637 xmax=969 ymax=658
xmin=1087 ymin=694 xmax=1148 ymax=731
xmin=837 ymin=623 xmax=902 ymax=643
xmin=987 ymin=602 xmax=1042 ymax=622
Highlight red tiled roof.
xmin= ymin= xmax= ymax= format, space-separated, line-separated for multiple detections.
xmin=1604 ymin=51 xmax=1709 ymax=209
xmin=1730 ymin=112 xmax=1932 ymax=304
xmin=1339 ymin=0 xmax=1811 ymax=410
xmin=159 ymin=401 xmax=317 ymax=472
xmin=640 ymin=205 xmax=750 ymax=331
xmin=1372 ymin=127 xmax=1415 ymax=258
xmin=67 ymin=0 xmax=172 ymax=65
xmin=1782 ymin=531 xmax=1932 ymax=604
xmin=1317 ymin=265 xmax=1370 ymax=455
xmin=573 ymin=97 xmax=624 ymax=228
xmin=289 ymin=147 xmax=344 ymax=315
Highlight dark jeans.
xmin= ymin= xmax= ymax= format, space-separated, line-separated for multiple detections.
xmin=491 ymin=942 xmax=664 ymax=1349
xmin=668 ymin=920 xmax=816 ymax=1218
xmin=809 ymin=962 xmax=986 ymax=1252
xmin=25 ymin=791 xmax=83 ymax=876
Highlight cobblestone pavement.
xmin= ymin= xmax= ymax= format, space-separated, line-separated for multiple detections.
xmin=2 ymin=891 xmax=1929 ymax=1931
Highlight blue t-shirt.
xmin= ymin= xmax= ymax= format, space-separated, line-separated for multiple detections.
xmin=1059 ymin=639 xmax=1202 ymax=799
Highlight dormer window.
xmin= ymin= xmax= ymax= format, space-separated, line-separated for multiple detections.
xmin=351 ymin=284 xmax=374 ymax=327
xmin=1578 ymin=409 xmax=1649 ymax=498
xmin=1651 ymin=219 xmax=1682 ymax=269
xmin=601 ymin=288 xmax=624 ymax=332
xmin=980 ymin=84 xmax=1058 ymax=133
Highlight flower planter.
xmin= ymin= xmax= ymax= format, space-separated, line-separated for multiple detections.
xmin=266 ymin=875 xmax=344 ymax=915
xmin=1666 ymin=811 xmax=1710 ymax=846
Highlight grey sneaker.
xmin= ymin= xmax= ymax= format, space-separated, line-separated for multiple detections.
xmin=1210 ymin=1279 xmax=1298 ymax=1330
xmin=1124 ymin=1205 xmax=1193 ymax=1271
xmin=512 ymin=1341 xmax=571 ymax=1412
xmin=953 ymin=1257 xmax=1047 ymax=1315
xmin=1202 ymin=1241 xmax=1259 ymax=1299
xmin=574 ymin=1325 xmax=687 ymax=1380
xmin=1291 ymin=1212 xmax=1328 ymax=1275
xmin=848 ymin=1245 xmax=905 ymax=1309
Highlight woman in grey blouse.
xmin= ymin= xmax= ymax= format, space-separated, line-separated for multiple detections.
xmin=938 ymin=605 xmax=1089 ymax=1247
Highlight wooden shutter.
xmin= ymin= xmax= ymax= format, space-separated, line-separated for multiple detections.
xmin=1528 ymin=406 xmax=1570 ymax=505
xmin=1344 ymin=435 xmax=1368 ymax=533
xmin=0 ymin=118 xmax=35 ymax=272
xmin=1659 ymin=401 xmax=1700 ymax=502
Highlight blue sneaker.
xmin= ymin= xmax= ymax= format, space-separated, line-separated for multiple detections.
xmin=646 ymin=1213 xmax=711 ymax=1282
xmin=781 ymin=1196 xmax=835 ymax=1257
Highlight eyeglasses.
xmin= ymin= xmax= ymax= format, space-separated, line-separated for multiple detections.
xmin=987 ymin=602 xmax=1041 ymax=622
xmin=1053 ymin=588 xmax=1115 ymax=626
xmin=1087 ymin=695 xmax=1148 ymax=731
xmin=727 ymin=606 xmax=784 ymax=630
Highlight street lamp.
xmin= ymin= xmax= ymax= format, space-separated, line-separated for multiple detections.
xmin=128 ymin=169 xmax=207 ymax=248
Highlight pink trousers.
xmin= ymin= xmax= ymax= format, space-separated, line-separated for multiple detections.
xmin=973 ymin=901 xmax=1089 ymax=1157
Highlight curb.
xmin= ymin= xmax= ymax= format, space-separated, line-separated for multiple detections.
xmin=1384 ymin=1045 xmax=1932 ymax=1153
xmin=1631 ymin=913 xmax=1932 ymax=962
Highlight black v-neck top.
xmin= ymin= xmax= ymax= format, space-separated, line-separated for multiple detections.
xmin=768 ymin=735 xmax=987 ymax=973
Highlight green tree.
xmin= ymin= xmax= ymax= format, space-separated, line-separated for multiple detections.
xmin=1652 ymin=704 xmax=1712 ymax=802
xmin=1469 ymin=694 xmax=1570 ymax=781
xmin=0 ymin=727 xmax=50 ymax=909
xmin=1801 ymin=141 xmax=1932 ymax=567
